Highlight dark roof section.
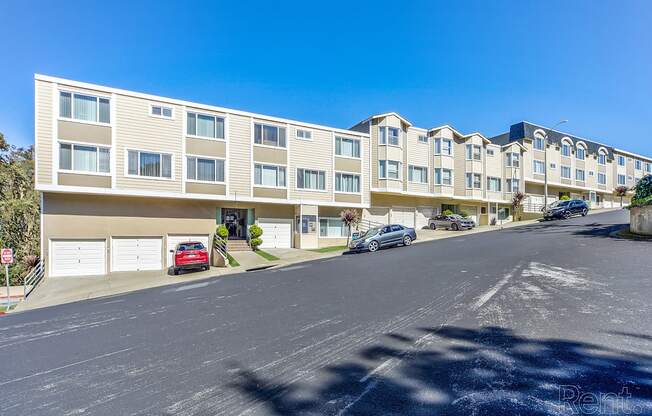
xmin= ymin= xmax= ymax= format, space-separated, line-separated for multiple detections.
xmin=489 ymin=122 xmax=614 ymax=159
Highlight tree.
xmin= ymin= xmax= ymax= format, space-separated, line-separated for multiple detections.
xmin=630 ymin=175 xmax=652 ymax=208
xmin=511 ymin=191 xmax=526 ymax=221
xmin=0 ymin=132 xmax=40 ymax=286
xmin=339 ymin=209 xmax=360 ymax=246
xmin=614 ymin=186 xmax=629 ymax=207
xmin=248 ymin=224 xmax=263 ymax=251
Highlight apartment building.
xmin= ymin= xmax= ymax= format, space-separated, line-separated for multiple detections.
xmin=35 ymin=75 xmax=370 ymax=277
xmin=491 ymin=122 xmax=652 ymax=210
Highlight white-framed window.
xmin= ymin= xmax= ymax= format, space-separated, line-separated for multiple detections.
xmin=296 ymin=129 xmax=312 ymax=140
xmin=254 ymin=163 xmax=286 ymax=187
xmin=418 ymin=135 xmax=428 ymax=144
xmin=319 ymin=217 xmax=348 ymax=237
xmin=254 ymin=123 xmax=286 ymax=147
xmin=635 ymin=160 xmax=642 ymax=170
xmin=59 ymin=142 xmax=110 ymax=174
xmin=127 ymin=150 xmax=172 ymax=179
xmin=434 ymin=168 xmax=452 ymax=185
xmin=379 ymin=127 xmax=400 ymax=146
xmin=59 ymin=91 xmax=110 ymax=124
xmin=576 ymin=145 xmax=586 ymax=160
xmin=186 ymin=156 xmax=225 ymax=182
xmin=561 ymin=142 xmax=571 ymax=157
xmin=335 ymin=172 xmax=360 ymax=193
xmin=187 ymin=112 xmax=225 ymax=139
xmin=506 ymin=152 xmax=520 ymax=168
xmin=561 ymin=165 xmax=571 ymax=179
xmin=617 ymin=155 xmax=626 ymax=166
xmin=150 ymin=104 xmax=173 ymax=119
xmin=533 ymin=136 xmax=545 ymax=150
xmin=618 ymin=174 xmax=626 ymax=185
xmin=550 ymin=162 xmax=557 ymax=169
xmin=589 ymin=170 xmax=594 ymax=177
xmin=575 ymin=169 xmax=585 ymax=182
xmin=487 ymin=148 xmax=495 ymax=156
xmin=379 ymin=160 xmax=401 ymax=180
xmin=408 ymin=165 xmax=427 ymax=183
xmin=506 ymin=178 xmax=520 ymax=192
xmin=597 ymin=172 xmax=607 ymax=185
xmin=646 ymin=162 xmax=652 ymax=173
xmin=465 ymin=144 xmax=481 ymax=161
xmin=296 ymin=168 xmax=326 ymax=191
xmin=487 ymin=176 xmax=501 ymax=192
xmin=533 ymin=160 xmax=546 ymax=174
xmin=598 ymin=152 xmax=607 ymax=165
xmin=465 ymin=173 xmax=482 ymax=189
xmin=434 ymin=138 xmax=452 ymax=156
xmin=335 ymin=136 xmax=361 ymax=158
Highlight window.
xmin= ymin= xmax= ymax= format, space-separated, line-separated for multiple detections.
xmin=550 ymin=162 xmax=557 ymax=169
xmin=59 ymin=91 xmax=110 ymax=123
xmin=408 ymin=165 xmax=427 ymax=183
xmin=576 ymin=146 xmax=586 ymax=160
xmin=466 ymin=173 xmax=481 ymax=189
xmin=635 ymin=160 xmax=642 ymax=170
xmin=127 ymin=150 xmax=172 ymax=178
xmin=335 ymin=172 xmax=360 ymax=193
xmin=533 ymin=136 xmax=545 ymax=151
xmin=533 ymin=160 xmax=546 ymax=174
xmin=296 ymin=129 xmax=312 ymax=140
xmin=319 ymin=217 xmax=348 ymax=237
xmin=418 ymin=135 xmax=428 ymax=144
xmin=253 ymin=123 xmax=286 ymax=147
xmin=434 ymin=138 xmax=452 ymax=156
xmin=254 ymin=164 xmax=286 ymax=187
xmin=589 ymin=170 xmax=594 ymax=177
xmin=335 ymin=136 xmax=361 ymax=158
xmin=561 ymin=165 xmax=571 ymax=179
xmin=187 ymin=112 xmax=225 ymax=139
xmin=151 ymin=104 xmax=173 ymax=119
xmin=597 ymin=172 xmax=607 ymax=185
xmin=506 ymin=178 xmax=520 ymax=192
xmin=296 ymin=168 xmax=326 ymax=190
xmin=296 ymin=215 xmax=316 ymax=234
xmin=487 ymin=177 xmax=501 ymax=192
xmin=434 ymin=168 xmax=452 ymax=185
xmin=598 ymin=152 xmax=607 ymax=165
xmin=487 ymin=148 xmax=495 ymax=156
xmin=379 ymin=127 xmax=400 ymax=146
xmin=506 ymin=152 xmax=520 ymax=168
xmin=186 ymin=157 xmax=224 ymax=182
xmin=618 ymin=174 xmax=626 ymax=185
xmin=59 ymin=143 xmax=110 ymax=173
xmin=618 ymin=155 xmax=626 ymax=166
xmin=379 ymin=160 xmax=401 ymax=180
xmin=646 ymin=163 xmax=652 ymax=173
xmin=575 ymin=169 xmax=585 ymax=182
xmin=561 ymin=142 xmax=571 ymax=157
xmin=465 ymin=144 xmax=481 ymax=161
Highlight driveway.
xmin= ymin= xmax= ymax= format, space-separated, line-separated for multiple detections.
xmin=1 ymin=210 xmax=650 ymax=415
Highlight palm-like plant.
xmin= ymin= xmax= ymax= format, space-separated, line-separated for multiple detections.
xmin=615 ymin=185 xmax=629 ymax=207
xmin=511 ymin=191 xmax=526 ymax=221
xmin=340 ymin=209 xmax=360 ymax=246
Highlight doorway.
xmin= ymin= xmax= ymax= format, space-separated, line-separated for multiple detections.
xmin=222 ymin=208 xmax=248 ymax=239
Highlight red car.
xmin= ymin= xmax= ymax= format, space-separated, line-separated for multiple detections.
xmin=172 ymin=241 xmax=209 ymax=275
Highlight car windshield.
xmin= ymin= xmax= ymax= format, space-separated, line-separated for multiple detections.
xmin=449 ymin=214 xmax=463 ymax=219
xmin=359 ymin=227 xmax=381 ymax=238
xmin=178 ymin=243 xmax=204 ymax=251
xmin=555 ymin=201 xmax=571 ymax=207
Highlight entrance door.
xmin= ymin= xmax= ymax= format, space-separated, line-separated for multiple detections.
xmin=222 ymin=208 xmax=248 ymax=239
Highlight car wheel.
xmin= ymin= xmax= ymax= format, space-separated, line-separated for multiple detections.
xmin=429 ymin=223 xmax=436 ymax=230
xmin=452 ymin=223 xmax=459 ymax=231
xmin=368 ymin=240 xmax=379 ymax=252
xmin=403 ymin=235 xmax=412 ymax=246
xmin=582 ymin=208 xmax=588 ymax=216
xmin=563 ymin=211 xmax=572 ymax=219
xmin=173 ymin=268 xmax=179 ymax=275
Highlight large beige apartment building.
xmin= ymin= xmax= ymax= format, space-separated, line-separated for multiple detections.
xmin=34 ymin=75 xmax=651 ymax=278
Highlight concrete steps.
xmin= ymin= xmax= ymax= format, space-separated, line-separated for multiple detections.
xmin=227 ymin=239 xmax=251 ymax=252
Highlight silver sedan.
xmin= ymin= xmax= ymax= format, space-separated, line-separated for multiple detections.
xmin=349 ymin=224 xmax=417 ymax=252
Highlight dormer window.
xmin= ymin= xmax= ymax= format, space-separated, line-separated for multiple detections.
xmin=576 ymin=144 xmax=586 ymax=160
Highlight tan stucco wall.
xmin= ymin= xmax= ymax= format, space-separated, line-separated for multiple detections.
xmin=58 ymin=173 xmax=111 ymax=188
xmin=253 ymin=187 xmax=287 ymax=199
xmin=58 ymin=120 xmax=111 ymax=145
xmin=186 ymin=182 xmax=226 ymax=195
xmin=335 ymin=157 xmax=361 ymax=173
xmin=186 ymin=138 xmax=226 ymax=158
xmin=253 ymin=146 xmax=287 ymax=165
xmin=335 ymin=193 xmax=361 ymax=203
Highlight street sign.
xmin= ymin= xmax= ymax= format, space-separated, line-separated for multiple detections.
xmin=1 ymin=248 xmax=13 ymax=265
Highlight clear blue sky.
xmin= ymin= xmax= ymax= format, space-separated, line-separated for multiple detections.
xmin=1 ymin=1 xmax=651 ymax=156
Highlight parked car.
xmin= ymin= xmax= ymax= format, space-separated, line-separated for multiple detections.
xmin=348 ymin=224 xmax=417 ymax=252
xmin=428 ymin=214 xmax=475 ymax=231
xmin=171 ymin=241 xmax=210 ymax=275
xmin=543 ymin=199 xmax=589 ymax=220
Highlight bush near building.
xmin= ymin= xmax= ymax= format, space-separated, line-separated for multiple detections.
xmin=629 ymin=175 xmax=652 ymax=208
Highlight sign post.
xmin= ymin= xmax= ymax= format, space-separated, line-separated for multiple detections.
xmin=1 ymin=248 xmax=14 ymax=310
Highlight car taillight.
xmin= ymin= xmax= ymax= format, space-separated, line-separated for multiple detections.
xmin=199 ymin=249 xmax=207 ymax=254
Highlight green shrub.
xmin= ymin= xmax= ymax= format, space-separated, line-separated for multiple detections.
xmin=250 ymin=237 xmax=263 ymax=250
xmin=249 ymin=224 xmax=263 ymax=250
xmin=630 ymin=175 xmax=652 ymax=208
xmin=442 ymin=209 xmax=454 ymax=216
xmin=559 ymin=195 xmax=570 ymax=201
xmin=459 ymin=209 xmax=469 ymax=218
xmin=216 ymin=224 xmax=228 ymax=239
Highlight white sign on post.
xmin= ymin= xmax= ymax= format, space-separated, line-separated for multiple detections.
xmin=2 ymin=248 xmax=12 ymax=310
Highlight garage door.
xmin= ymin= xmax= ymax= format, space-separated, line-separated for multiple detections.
xmin=112 ymin=238 xmax=162 ymax=272
xmin=257 ymin=219 xmax=292 ymax=248
xmin=364 ymin=207 xmax=389 ymax=226
xmin=50 ymin=240 xmax=106 ymax=277
xmin=415 ymin=206 xmax=436 ymax=230
xmin=166 ymin=234 xmax=210 ymax=267
xmin=391 ymin=207 xmax=415 ymax=228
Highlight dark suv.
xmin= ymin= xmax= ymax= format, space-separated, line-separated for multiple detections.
xmin=543 ymin=199 xmax=589 ymax=220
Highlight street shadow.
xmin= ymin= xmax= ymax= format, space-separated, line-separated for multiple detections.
xmin=227 ymin=325 xmax=652 ymax=415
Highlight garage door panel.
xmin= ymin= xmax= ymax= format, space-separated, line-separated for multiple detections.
xmin=167 ymin=235 xmax=210 ymax=267
xmin=258 ymin=219 xmax=292 ymax=249
xmin=112 ymin=238 xmax=162 ymax=272
xmin=51 ymin=240 xmax=106 ymax=277
xmin=415 ymin=207 xmax=435 ymax=229
xmin=391 ymin=207 xmax=415 ymax=228
xmin=365 ymin=207 xmax=389 ymax=225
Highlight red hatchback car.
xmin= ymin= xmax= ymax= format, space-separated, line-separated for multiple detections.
xmin=172 ymin=241 xmax=209 ymax=275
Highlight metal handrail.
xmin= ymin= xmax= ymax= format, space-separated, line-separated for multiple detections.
xmin=213 ymin=235 xmax=228 ymax=256
xmin=356 ymin=218 xmax=385 ymax=233
xmin=23 ymin=259 xmax=45 ymax=299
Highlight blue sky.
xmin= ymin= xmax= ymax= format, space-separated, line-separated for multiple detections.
xmin=1 ymin=1 xmax=651 ymax=155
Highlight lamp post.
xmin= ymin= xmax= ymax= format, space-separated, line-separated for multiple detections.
xmin=543 ymin=120 xmax=568 ymax=209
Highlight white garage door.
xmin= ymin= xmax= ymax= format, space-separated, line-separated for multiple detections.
xmin=365 ymin=207 xmax=389 ymax=226
xmin=257 ymin=219 xmax=292 ymax=248
xmin=50 ymin=240 xmax=106 ymax=277
xmin=112 ymin=238 xmax=162 ymax=272
xmin=415 ymin=206 xmax=436 ymax=230
xmin=391 ymin=207 xmax=415 ymax=228
xmin=166 ymin=234 xmax=210 ymax=267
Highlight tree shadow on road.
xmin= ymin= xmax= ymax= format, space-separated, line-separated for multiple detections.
xmin=227 ymin=325 xmax=652 ymax=415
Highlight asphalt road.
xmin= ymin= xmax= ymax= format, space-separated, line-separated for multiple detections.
xmin=1 ymin=210 xmax=651 ymax=415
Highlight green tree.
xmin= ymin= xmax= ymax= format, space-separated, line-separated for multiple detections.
xmin=0 ymin=132 xmax=40 ymax=285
